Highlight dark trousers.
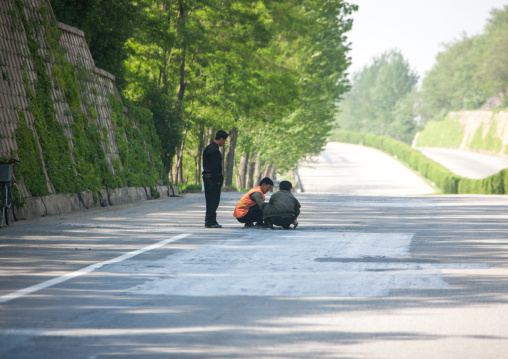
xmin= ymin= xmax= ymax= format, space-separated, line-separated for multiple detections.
xmin=266 ymin=216 xmax=295 ymax=227
xmin=236 ymin=205 xmax=263 ymax=224
xmin=204 ymin=178 xmax=221 ymax=226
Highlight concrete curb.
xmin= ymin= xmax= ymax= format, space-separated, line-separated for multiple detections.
xmin=13 ymin=185 xmax=179 ymax=220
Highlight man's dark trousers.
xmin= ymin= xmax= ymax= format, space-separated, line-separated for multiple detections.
xmin=265 ymin=216 xmax=294 ymax=227
xmin=236 ymin=205 xmax=263 ymax=224
xmin=204 ymin=178 xmax=221 ymax=226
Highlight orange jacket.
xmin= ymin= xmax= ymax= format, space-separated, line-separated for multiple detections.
xmin=233 ymin=186 xmax=265 ymax=218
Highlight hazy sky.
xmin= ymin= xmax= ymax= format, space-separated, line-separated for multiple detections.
xmin=346 ymin=0 xmax=508 ymax=79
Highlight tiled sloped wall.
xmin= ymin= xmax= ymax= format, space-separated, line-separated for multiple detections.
xmin=0 ymin=0 xmax=124 ymax=197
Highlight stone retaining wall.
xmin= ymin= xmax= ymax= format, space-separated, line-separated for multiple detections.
xmin=14 ymin=185 xmax=180 ymax=220
xmin=0 ymin=0 xmax=127 ymax=197
xmin=451 ymin=110 xmax=508 ymax=154
xmin=0 ymin=0 xmax=172 ymax=221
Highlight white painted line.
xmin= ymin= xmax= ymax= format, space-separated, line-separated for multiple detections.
xmin=0 ymin=233 xmax=192 ymax=304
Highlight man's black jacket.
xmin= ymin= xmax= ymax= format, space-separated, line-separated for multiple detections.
xmin=202 ymin=142 xmax=223 ymax=185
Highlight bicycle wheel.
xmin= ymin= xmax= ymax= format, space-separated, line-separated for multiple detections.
xmin=4 ymin=188 xmax=13 ymax=225
xmin=0 ymin=206 xmax=5 ymax=228
xmin=0 ymin=184 xmax=6 ymax=228
xmin=5 ymin=206 xmax=13 ymax=225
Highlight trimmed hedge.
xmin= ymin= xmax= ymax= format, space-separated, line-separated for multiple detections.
xmin=329 ymin=130 xmax=508 ymax=194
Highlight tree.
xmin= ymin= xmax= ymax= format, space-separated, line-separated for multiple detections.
xmin=420 ymin=35 xmax=487 ymax=123
xmin=478 ymin=5 xmax=508 ymax=100
xmin=336 ymin=49 xmax=419 ymax=143
xmin=419 ymin=5 xmax=508 ymax=123
xmin=52 ymin=0 xmax=358 ymax=187
xmin=50 ymin=0 xmax=139 ymax=88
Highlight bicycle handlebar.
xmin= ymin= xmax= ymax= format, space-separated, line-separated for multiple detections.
xmin=0 ymin=159 xmax=21 ymax=165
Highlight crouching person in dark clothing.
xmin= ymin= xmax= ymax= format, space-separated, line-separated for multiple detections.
xmin=262 ymin=180 xmax=301 ymax=229
xmin=233 ymin=177 xmax=274 ymax=228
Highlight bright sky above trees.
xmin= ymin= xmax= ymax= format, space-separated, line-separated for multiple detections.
xmin=347 ymin=0 xmax=508 ymax=78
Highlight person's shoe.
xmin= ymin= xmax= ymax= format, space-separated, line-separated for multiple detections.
xmin=260 ymin=224 xmax=273 ymax=230
xmin=205 ymin=224 xmax=222 ymax=228
xmin=243 ymin=222 xmax=256 ymax=229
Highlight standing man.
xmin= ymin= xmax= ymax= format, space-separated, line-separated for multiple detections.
xmin=202 ymin=130 xmax=229 ymax=228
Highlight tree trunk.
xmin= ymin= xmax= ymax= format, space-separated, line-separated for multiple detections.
xmin=174 ymin=2 xmax=187 ymax=184
xmin=167 ymin=159 xmax=174 ymax=184
xmin=224 ymin=127 xmax=238 ymax=187
xmin=195 ymin=125 xmax=204 ymax=184
xmin=177 ymin=1 xmax=187 ymax=102
xmin=253 ymin=159 xmax=262 ymax=187
xmin=246 ymin=153 xmax=256 ymax=189
xmin=264 ymin=163 xmax=274 ymax=181
xmin=269 ymin=164 xmax=276 ymax=180
xmin=238 ymin=151 xmax=249 ymax=189
xmin=173 ymin=124 xmax=189 ymax=184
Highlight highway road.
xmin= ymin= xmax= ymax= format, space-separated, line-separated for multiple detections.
xmin=416 ymin=147 xmax=508 ymax=179
xmin=1 ymin=143 xmax=508 ymax=358
xmin=297 ymin=142 xmax=435 ymax=195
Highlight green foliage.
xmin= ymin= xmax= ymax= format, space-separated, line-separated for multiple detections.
xmin=49 ymin=0 xmax=139 ymax=88
xmin=44 ymin=0 xmax=357 ymax=188
xmin=15 ymin=0 xmax=77 ymax=194
xmin=421 ymin=35 xmax=487 ymax=122
xmin=221 ymin=0 xmax=358 ymax=176
xmin=469 ymin=121 xmax=503 ymax=153
xmin=414 ymin=114 xmax=464 ymax=148
xmin=336 ymin=49 xmax=419 ymax=144
xmin=137 ymin=87 xmax=184 ymax=172
xmin=150 ymin=187 xmax=160 ymax=199
xmin=31 ymin=2 xmax=118 ymax=192
xmin=420 ymin=5 xmax=508 ymax=122
xmin=331 ymin=130 xmax=508 ymax=195
xmin=478 ymin=6 xmax=508 ymax=98
xmin=178 ymin=183 xmax=202 ymax=193
xmin=13 ymin=0 xmax=166 ymax=197
xmin=102 ymin=126 xmax=110 ymax=149
xmin=112 ymin=158 xmax=126 ymax=188
xmin=108 ymin=95 xmax=166 ymax=187
xmin=14 ymin=111 xmax=49 ymax=196
xmin=46 ymin=21 xmax=116 ymax=191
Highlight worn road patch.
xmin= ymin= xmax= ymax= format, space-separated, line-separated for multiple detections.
xmin=111 ymin=231 xmax=487 ymax=297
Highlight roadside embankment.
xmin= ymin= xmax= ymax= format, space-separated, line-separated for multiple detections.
xmin=414 ymin=110 xmax=508 ymax=156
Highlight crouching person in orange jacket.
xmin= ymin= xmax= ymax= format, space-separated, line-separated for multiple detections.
xmin=233 ymin=177 xmax=273 ymax=228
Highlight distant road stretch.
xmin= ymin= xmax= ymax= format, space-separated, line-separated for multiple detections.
xmin=416 ymin=147 xmax=508 ymax=179
xmin=297 ymin=142 xmax=434 ymax=195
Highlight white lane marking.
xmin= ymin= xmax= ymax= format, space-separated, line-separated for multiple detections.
xmin=116 ymin=232 xmax=487 ymax=297
xmin=0 ymin=327 xmax=230 ymax=336
xmin=0 ymin=233 xmax=191 ymax=304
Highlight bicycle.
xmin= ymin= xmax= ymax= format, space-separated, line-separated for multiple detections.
xmin=0 ymin=159 xmax=21 ymax=228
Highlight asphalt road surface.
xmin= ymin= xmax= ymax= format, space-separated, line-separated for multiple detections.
xmin=1 ymin=144 xmax=508 ymax=358
xmin=297 ymin=142 xmax=435 ymax=195
xmin=416 ymin=147 xmax=508 ymax=179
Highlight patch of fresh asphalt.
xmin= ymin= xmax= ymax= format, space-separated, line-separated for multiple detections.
xmin=1 ymin=142 xmax=508 ymax=358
